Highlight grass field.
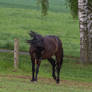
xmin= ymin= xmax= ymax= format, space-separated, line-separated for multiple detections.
xmin=0 ymin=77 xmax=92 ymax=92
xmin=0 ymin=1 xmax=92 ymax=92
xmin=0 ymin=52 xmax=92 ymax=92
xmin=0 ymin=52 xmax=92 ymax=82
xmin=0 ymin=0 xmax=79 ymax=57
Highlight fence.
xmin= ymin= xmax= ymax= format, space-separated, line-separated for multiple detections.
xmin=0 ymin=38 xmax=30 ymax=72
xmin=0 ymin=0 xmax=80 ymax=71
xmin=0 ymin=38 xmax=80 ymax=72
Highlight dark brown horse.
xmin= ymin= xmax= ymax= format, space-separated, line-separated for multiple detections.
xmin=27 ymin=31 xmax=63 ymax=83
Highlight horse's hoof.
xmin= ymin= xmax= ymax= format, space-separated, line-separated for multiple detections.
xmin=53 ymin=77 xmax=56 ymax=80
xmin=52 ymin=75 xmax=56 ymax=80
xmin=31 ymin=79 xmax=37 ymax=82
xmin=53 ymin=76 xmax=56 ymax=80
xmin=31 ymin=79 xmax=35 ymax=82
xmin=31 ymin=81 xmax=37 ymax=83
xmin=56 ymin=79 xmax=60 ymax=84
xmin=56 ymin=81 xmax=60 ymax=84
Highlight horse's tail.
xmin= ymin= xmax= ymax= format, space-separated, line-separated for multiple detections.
xmin=62 ymin=47 xmax=64 ymax=59
xmin=58 ymin=38 xmax=64 ymax=66
xmin=60 ymin=47 xmax=64 ymax=66
xmin=56 ymin=38 xmax=64 ymax=66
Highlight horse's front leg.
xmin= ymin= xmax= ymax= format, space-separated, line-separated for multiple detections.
xmin=31 ymin=58 xmax=35 ymax=82
xmin=35 ymin=59 xmax=41 ymax=81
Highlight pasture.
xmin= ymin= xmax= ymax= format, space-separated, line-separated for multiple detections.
xmin=0 ymin=52 xmax=92 ymax=92
xmin=0 ymin=77 xmax=92 ymax=92
xmin=0 ymin=52 xmax=92 ymax=82
xmin=0 ymin=0 xmax=91 ymax=92
xmin=0 ymin=0 xmax=79 ymax=57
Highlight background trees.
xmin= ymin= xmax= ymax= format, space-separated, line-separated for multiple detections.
xmin=78 ymin=0 xmax=89 ymax=63
xmin=67 ymin=0 xmax=92 ymax=18
xmin=40 ymin=0 xmax=92 ymax=63
xmin=70 ymin=0 xmax=92 ymax=63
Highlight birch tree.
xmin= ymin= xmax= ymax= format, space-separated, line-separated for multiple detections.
xmin=88 ymin=1 xmax=92 ymax=63
xmin=40 ymin=0 xmax=92 ymax=63
xmin=78 ymin=0 xmax=89 ymax=63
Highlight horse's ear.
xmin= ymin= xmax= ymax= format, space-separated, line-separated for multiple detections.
xmin=29 ymin=30 xmax=37 ymax=38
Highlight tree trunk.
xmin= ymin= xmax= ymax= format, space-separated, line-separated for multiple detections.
xmin=88 ymin=2 xmax=92 ymax=63
xmin=78 ymin=0 xmax=89 ymax=63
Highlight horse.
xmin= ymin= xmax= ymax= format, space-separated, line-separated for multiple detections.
xmin=27 ymin=31 xmax=64 ymax=83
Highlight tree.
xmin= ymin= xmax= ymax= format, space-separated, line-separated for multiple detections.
xmin=67 ymin=0 xmax=92 ymax=18
xmin=67 ymin=0 xmax=92 ymax=63
xmin=87 ymin=1 xmax=92 ymax=63
xmin=38 ymin=0 xmax=49 ymax=16
xmin=67 ymin=0 xmax=78 ymax=18
xmin=78 ymin=0 xmax=89 ymax=63
xmin=40 ymin=0 xmax=92 ymax=63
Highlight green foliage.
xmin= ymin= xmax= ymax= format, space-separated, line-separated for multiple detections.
xmin=66 ymin=0 xmax=78 ymax=18
xmin=39 ymin=0 xmax=49 ymax=16
xmin=39 ymin=0 xmax=92 ymax=17
xmin=66 ymin=0 xmax=92 ymax=18
xmin=89 ymin=0 xmax=92 ymax=4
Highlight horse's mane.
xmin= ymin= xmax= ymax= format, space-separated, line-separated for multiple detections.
xmin=27 ymin=31 xmax=44 ymax=50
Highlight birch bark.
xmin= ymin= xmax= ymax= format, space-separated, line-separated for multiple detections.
xmin=88 ymin=2 xmax=92 ymax=63
xmin=78 ymin=0 xmax=89 ymax=63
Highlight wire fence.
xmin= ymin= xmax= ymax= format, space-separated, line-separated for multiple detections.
xmin=0 ymin=41 xmax=92 ymax=85
xmin=0 ymin=38 xmax=80 ymax=71
xmin=0 ymin=0 xmax=80 ymax=74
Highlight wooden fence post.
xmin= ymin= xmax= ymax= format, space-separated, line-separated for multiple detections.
xmin=14 ymin=38 xmax=19 ymax=71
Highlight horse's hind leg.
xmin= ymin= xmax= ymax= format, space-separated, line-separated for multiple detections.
xmin=48 ymin=58 xmax=56 ymax=80
xmin=56 ymin=63 xmax=61 ymax=83
xmin=56 ymin=54 xmax=63 ymax=83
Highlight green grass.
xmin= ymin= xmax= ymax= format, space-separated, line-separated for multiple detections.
xmin=0 ymin=77 xmax=92 ymax=92
xmin=0 ymin=52 xmax=92 ymax=92
xmin=0 ymin=1 xmax=91 ymax=92
xmin=0 ymin=0 xmax=79 ymax=57
xmin=0 ymin=7 xmax=79 ymax=57
xmin=0 ymin=52 xmax=92 ymax=83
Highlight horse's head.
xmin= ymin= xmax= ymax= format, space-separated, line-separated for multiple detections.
xmin=27 ymin=30 xmax=45 ymax=58
xmin=28 ymin=30 xmax=44 ymax=47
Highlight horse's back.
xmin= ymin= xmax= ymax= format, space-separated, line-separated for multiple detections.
xmin=42 ymin=36 xmax=62 ymax=59
xmin=44 ymin=36 xmax=62 ymax=49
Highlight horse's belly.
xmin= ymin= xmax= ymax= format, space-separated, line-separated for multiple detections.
xmin=42 ymin=51 xmax=55 ymax=59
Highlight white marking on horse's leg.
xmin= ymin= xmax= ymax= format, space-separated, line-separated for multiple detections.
xmin=35 ymin=59 xmax=37 ymax=64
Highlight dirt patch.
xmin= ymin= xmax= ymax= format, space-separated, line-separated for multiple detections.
xmin=0 ymin=75 xmax=31 ymax=79
xmin=39 ymin=77 xmax=92 ymax=89
xmin=0 ymin=74 xmax=92 ymax=88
